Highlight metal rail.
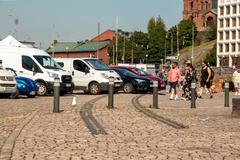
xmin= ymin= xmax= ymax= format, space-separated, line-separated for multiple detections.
xmin=80 ymin=96 xmax=107 ymax=135
xmin=132 ymin=95 xmax=188 ymax=129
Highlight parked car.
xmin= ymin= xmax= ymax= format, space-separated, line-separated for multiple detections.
xmin=55 ymin=58 xmax=123 ymax=95
xmin=0 ymin=68 xmax=17 ymax=98
xmin=0 ymin=35 xmax=73 ymax=96
xmin=111 ymin=66 xmax=165 ymax=89
xmin=111 ymin=67 xmax=152 ymax=93
xmin=6 ymin=68 xmax=38 ymax=98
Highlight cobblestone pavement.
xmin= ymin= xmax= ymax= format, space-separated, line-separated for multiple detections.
xmin=1 ymin=92 xmax=240 ymax=160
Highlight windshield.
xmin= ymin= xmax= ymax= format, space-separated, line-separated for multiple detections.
xmin=132 ymin=67 xmax=151 ymax=76
xmin=115 ymin=68 xmax=139 ymax=78
xmin=33 ymin=56 xmax=62 ymax=70
xmin=84 ymin=59 xmax=109 ymax=70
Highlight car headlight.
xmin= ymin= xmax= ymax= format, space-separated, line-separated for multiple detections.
xmin=101 ymin=73 xmax=110 ymax=79
xmin=135 ymin=79 xmax=146 ymax=83
xmin=47 ymin=71 xmax=59 ymax=78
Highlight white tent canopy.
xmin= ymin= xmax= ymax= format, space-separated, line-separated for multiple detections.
xmin=0 ymin=35 xmax=26 ymax=47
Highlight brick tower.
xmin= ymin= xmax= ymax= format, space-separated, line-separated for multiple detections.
xmin=183 ymin=0 xmax=218 ymax=31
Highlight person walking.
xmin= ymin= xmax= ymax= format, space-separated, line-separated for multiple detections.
xmin=0 ymin=60 xmax=3 ymax=69
xmin=199 ymin=61 xmax=213 ymax=99
xmin=233 ymin=66 xmax=240 ymax=95
xmin=168 ymin=61 xmax=181 ymax=100
xmin=182 ymin=61 xmax=197 ymax=100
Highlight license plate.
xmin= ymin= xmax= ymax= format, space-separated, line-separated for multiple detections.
xmin=29 ymin=91 xmax=35 ymax=95
xmin=65 ymin=83 xmax=71 ymax=87
xmin=115 ymin=83 xmax=121 ymax=87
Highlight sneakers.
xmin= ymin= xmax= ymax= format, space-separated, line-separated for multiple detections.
xmin=210 ymin=95 xmax=213 ymax=99
xmin=235 ymin=92 xmax=238 ymax=96
xmin=238 ymin=93 xmax=240 ymax=96
xmin=174 ymin=95 xmax=179 ymax=100
xmin=170 ymin=94 xmax=179 ymax=100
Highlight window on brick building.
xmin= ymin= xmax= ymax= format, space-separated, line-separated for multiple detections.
xmin=226 ymin=6 xmax=230 ymax=15
xmin=226 ymin=19 xmax=230 ymax=27
xmin=219 ymin=32 xmax=223 ymax=40
xmin=232 ymin=18 xmax=236 ymax=27
xmin=225 ymin=44 xmax=229 ymax=52
xmin=238 ymin=43 xmax=240 ymax=51
xmin=238 ymin=31 xmax=240 ymax=39
xmin=232 ymin=5 xmax=236 ymax=14
xmin=226 ymin=31 xmax=229 ymax=40
xmin=232 ymin=31 xmax=236 ymax=40
xmin=205 ymin=1 xmax=208 ymax=9
xmin=220 ymin=7 xmax=224 ymax=15
xmin=219 ymin=44 xmax=223 ymax=52
xmin=190 ymin=1 xmax=194 ymax=10
xmin=232 ymin=43 xmax=236 ymax=52
xmin=201 ymin=2 xmax=204 ymax=10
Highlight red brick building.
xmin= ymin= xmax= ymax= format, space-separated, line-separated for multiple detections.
xmin=183 ymin=0 xmax=218 ymax=31
xmin=92 ymin=29 xmax=116 ymax=42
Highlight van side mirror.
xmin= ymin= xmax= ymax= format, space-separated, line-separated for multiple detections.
xmin=85 ymin=67 xmax=90 ymax=74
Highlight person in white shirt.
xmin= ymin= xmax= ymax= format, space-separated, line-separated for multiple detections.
xmin=233 ymin=67 xmax=240 ymax=95
xmin=0 ymin=60 xmax=3 ymax=69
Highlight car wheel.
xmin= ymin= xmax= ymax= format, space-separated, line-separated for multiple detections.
xmin=36 ymin=82 xmax=48 ymax=96
xmin=89 ymin=82 xmax=100 ymax=95
xmin=123 ymin=83 xmax=133 ymax=93
xmin=27 ymin=94 xmax=36 ymax=98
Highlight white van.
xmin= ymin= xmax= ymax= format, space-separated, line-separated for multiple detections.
xmin=0 ymin=68 xmax=17 ymax=97
xmin=55 ymin=58 xmax=123 ymax=95
xmin=0 ymin=36 xmax=73 ymax=95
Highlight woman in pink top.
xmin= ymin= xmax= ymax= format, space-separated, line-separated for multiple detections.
xmin=168 ymin=62 xmax=181 ymax=100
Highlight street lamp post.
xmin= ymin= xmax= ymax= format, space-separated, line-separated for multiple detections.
xmin=145 ymin=54 xmax=148 ymax=65
xmin=65 ymin=46 xmax=69 ymax=58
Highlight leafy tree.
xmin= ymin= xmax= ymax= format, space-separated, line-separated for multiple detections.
xmin=147 ymin=16 xmax=166 ymax=63
xmin=178 ymin=20 xmax=197 ymax=48
xmin=204 ymin=44 xmax=216 ymax=66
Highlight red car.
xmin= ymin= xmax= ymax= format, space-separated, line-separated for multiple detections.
xmin=111 ymin=66 xmax=165 ymax=89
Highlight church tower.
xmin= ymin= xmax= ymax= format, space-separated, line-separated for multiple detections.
xmin=183 ymin=0 xmax=217 ymax=31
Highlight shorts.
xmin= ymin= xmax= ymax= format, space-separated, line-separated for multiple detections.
xmin=200 ymin=80 xmax=212 ymax=89
xmin=169 ymin=81 xmax=178 ymax=90
xmin=234 ymin=82 xmax=240 ymax=88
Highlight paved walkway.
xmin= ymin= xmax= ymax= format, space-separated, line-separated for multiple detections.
xmin=0 ymin=93 xmax=240 ymax=159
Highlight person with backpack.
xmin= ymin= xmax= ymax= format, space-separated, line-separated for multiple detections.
xmin=199 ymin=61 xmax=214 ymax=99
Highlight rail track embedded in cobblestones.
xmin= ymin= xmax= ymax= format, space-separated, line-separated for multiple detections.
xmin=0 ymin=109 xmax=40 ymax=160
xmin=132 ymin=95 xmax=188 ymax=129
xmin=80 ymin=96 xmax=107 ymax=135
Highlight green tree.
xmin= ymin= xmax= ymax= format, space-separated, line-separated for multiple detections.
xmin=147 ymin=16 xmax=167 ymax=63
xmin=204 ymin=44 xmax=216 ymax=66
xmin=178 ymin=20 xmax=197 ymax=48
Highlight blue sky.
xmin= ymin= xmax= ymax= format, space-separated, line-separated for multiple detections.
xmin=0 ymin=0 xmax=183 ymax=48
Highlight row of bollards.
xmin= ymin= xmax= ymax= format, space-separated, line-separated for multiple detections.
xmin=52 ymin=78 xmax=232 ymax=113
xmin=107 ymin=80 xmax=159 ymax=109
xmin=190 ymin=82 xmax=230 ymax=109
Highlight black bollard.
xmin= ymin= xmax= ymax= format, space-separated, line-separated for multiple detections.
xmin=224 ymin=82 xmax=229 ymax=107
xmin=53 ymin=77 xmax=60 ymax=113
xmin=108 ymin=78 xmax=114 ymax=109
xmin=191 ymin=82 xmax=196 ymax=109
xmin=153 ymin=81 xmax=159 ymax=109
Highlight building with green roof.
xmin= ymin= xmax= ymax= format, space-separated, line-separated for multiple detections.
xmin=46 ymin=40 xmax=111 ymax=64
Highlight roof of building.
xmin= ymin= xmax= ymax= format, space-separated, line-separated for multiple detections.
xmin=46 ymin=41 xmax=110 ymax=53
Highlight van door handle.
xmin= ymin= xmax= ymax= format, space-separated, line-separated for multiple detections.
xmin=19 ymin=71 xmax=24 ymax=73
xmin=72 ymin=71 xmax=74 ymax=76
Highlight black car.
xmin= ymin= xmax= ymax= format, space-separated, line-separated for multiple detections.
xmin=112 ymin=68 xmax=152 ymax=93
